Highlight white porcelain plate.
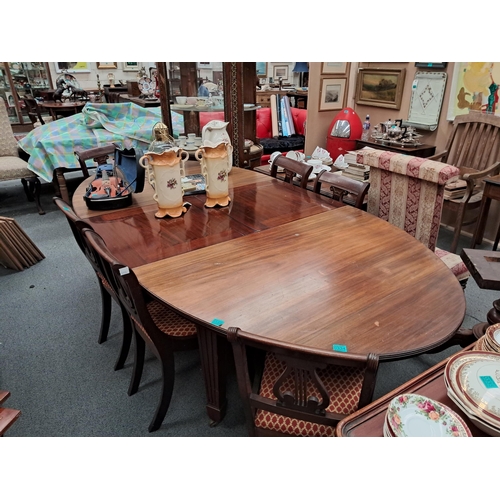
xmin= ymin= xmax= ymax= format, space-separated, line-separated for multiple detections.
xmin=386 ymin=393 xmax=471 ymax=437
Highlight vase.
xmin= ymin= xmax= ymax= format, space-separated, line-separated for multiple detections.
xmin=139 ymin=148 xmax=189 ymax=218
xmin=195 ymin=143 xmax=233 ymax=208
xmin=201 ymin=119 xmax=232 ymax=171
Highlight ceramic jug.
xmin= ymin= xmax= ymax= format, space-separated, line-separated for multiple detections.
xmin=201 ymin=120 xmax=232 ymax=170
xmin=139 ymin=148 xmax=189 ymax=218
xmin=195 ymin=143 xmax=233 ymax=208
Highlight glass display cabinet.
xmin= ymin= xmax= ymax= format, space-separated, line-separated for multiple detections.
xmin=0 ymin=62 xmax=53 ymax=125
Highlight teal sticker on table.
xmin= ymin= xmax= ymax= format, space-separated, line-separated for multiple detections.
xmin=332 ymin=344 xmax=347 ymax=352
xmin=211 ymin=318 xmax=224 ymax=326
xmin=480 ymin=375 xmax=498 ymax=389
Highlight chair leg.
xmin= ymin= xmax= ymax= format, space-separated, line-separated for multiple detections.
xmin=148 ymin=350 xmax=175 ymax=433
xmin=20 ymin=177 xmax=45 ymax=215
xmin=97 ymin=281 xmax=112 ymax=344
xmin=128 ymin=328 xmax=145 ymax=396
xmin=114 ymin=307 xmax=132 ymax=371
xmin=450 ymin=203 xmax=468 ymax=254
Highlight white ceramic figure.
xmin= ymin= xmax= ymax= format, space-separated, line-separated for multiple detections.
xmin=139 ymin=148 xmax=189 ymax=218
xmin=195 ymin=143 xmax=233 ymax=208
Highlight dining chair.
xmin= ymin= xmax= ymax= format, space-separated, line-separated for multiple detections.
xmin=53 ymin=196 xmax=132 ymax=371
xmin=428 ymin=111 xmax=500 ymax=253
xmin=313 ymin=169 xmax=370 ymax=209
xmin=270 ymin=155 xmax=313 ymax=189
xmin=22 ymin=97 xmax=53 ymax=127
xmin=227 ymin=327 xmax=379 ymax=437
xmin=357 ymin=149 xmax=471 ymax=290
xmin=52 ymin=143 xmax=116 ymax=205
xmin=0 ymin=97 xmax=45 ymax=215
xmin=82 ymin=228 xmax=199 ymax=433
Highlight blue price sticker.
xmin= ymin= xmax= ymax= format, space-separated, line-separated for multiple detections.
xmin=211 ymin=318 xmax=224 ymax=326
xmin=332 ymin=344 xmax=348 ymax=352
xmin=479 ymin=375 xmax=498 ymax=389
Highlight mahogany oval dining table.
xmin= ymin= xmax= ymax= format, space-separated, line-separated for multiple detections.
xmin=72 ymin=164 xmax=466 ymax=424
xmin=39 ymin=100 xmax=86 ymax=120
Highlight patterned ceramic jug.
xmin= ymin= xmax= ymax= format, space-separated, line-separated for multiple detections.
xmin=139 ymin=148 xmax=189 ymax=218
xmin=201 ymin=120 xmax=232 ymax=171
xmin=195 ymin=143 xmax=233 ymax=208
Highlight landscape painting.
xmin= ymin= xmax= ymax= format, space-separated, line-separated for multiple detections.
xmin=355 ymin=68 xmax=406 ymax=109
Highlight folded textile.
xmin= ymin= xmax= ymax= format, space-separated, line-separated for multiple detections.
xmin=18 ymin=103 xmax=162 ymax=182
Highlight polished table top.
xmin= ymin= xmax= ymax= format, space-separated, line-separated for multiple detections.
xmin=73 ymin=166 xmax=466 ymax=422
xmin=39 ymin=100 xmax=87 ymax=110
xmin=73 ymin=166 xmax=465 ymax=360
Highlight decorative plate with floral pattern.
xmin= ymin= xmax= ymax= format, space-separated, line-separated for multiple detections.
xmin=386 ymin=393 xmax=471 ymax=437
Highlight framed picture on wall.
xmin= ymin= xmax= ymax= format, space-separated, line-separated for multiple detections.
xmin=319 ymin=78 xmax=347 ymax=111
xmin=256 ymin=62 xmax=267 ymax=77
xmin=198 ymin=62 xmax=212 ymax=69
xmin=322 ymin=62 xmax=350 ymax=75
xmin=355 ymin=68 xmax=406 ymax=109
xmin=54 ymin=62 xmax=91 ymax=73
xmin=97 ymin=62 xmax=117 ymax=69
xmin=123 ymin=62 xmax=139 ymax=71
xmin=415 ymin=62 xmax=447 ymax=69
xmin=273 ymin=65 xmax=289 ymax=81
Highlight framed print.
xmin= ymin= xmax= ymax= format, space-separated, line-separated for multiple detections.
xmin=355 ymin=68 xmax=406 ymax=109
xmin=322 ymin=62 xmax=350 ymax=75
xmin=97 ymin=62 xmax=117 ymax=69
xmin=198 ymin=62 xmax=212 ymax=69
xmin=54 ymin=62 xmax=91 ymax=73
xmin=123 ymin=62 xmax=139 ymax=71
xmin=415 ymin=62 xmax=448 ymax=69
xmin=319 ymin=78 xmax=347 ymax=111
xmin=273 ymin=65 xmax=289 ymax=81
xmin=256 ymin=62 xmax=267 ymax=77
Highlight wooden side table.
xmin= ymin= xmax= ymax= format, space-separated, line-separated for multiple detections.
xmin=355 ymin=139 xmax=436 ymax=158
xmin=471 ymin=174 xmax=500 ymax=250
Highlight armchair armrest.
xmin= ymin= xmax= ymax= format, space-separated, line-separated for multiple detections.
xmin=461 ymin=161 xmax=500 ymax=181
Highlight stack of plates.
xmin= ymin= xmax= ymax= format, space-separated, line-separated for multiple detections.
xmin=444 ymin=350 xmax=500 ymax=436
xmin=473 ymin=323 xmax=500 ymax=352
xmin=384 ymin=393 xmax=471 ymax=437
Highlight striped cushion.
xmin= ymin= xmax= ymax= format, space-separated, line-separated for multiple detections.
xmin=147 ymin=301 xmax=197 ymax=337
xmin=254 ymin=353 xmax=364 ymax=437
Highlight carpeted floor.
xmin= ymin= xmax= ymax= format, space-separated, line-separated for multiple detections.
xmin=1 ymin=176 xmax=498 ymax=437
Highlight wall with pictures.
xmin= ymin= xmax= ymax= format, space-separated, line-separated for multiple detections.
xmin=47 ymin=62 xmax=156 ymax=89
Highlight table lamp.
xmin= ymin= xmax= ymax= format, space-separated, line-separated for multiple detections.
xmin=292 ymin=62 xmax=309 ymax=88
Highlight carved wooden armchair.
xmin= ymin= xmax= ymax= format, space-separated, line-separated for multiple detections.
xmin=82 ymin=228 xmax=199 ymax=433
xmin=228 ymin=327 xmax=379 ymax=437
xmin=428 ymin=111 xmax=500 ymax=253
xmin=313 ymin=169 xmax=370 ymax=209
xmin=270 ymin=155 xmax=313 ymax=189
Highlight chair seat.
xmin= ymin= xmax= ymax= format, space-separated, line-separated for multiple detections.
xmin=435 ymin=247 xmax=470 ymax=281
xmin=254 ymin=353 xmax=365 ymax=437
xmin=0 ymin=156 xmax=35 ymax=181
xmin=147 ymin=301 xmax=197 ymax=337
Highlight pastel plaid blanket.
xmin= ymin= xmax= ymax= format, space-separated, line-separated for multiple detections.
xmin=18 ymin=103 xmax=163 ymax=182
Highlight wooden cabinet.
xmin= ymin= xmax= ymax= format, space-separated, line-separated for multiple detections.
xmin=0 ymin=62 xmax=53 ymax=125
xmin=256 ymin=90 xmax=287 ymax=108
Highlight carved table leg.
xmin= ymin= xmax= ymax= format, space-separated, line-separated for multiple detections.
xmin=196 ymin=325 xmax=228 ymax=425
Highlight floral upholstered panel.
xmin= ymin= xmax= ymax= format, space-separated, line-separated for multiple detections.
xmin=357 ymin=150 xmax=459 ymax=252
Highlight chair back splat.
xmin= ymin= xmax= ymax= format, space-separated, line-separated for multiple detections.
xmin=270 ymin=155 xmax=313 ymax=190
xmin=227 ymin=327 xmax=379 ymax=437
xmin=313 ymin=169 xmax=369 ymax=209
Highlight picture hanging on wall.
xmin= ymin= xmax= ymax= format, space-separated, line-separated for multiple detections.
xmin=54 ymin=62 xmax=91 ymax=73
xmin=256 ymin=62 xmax=267 ymax=77
xmin=123 ymin=62 xmax=139 ymax=71
xmin=319 ymin=78 xmax=347 ymax=111
xmin=322 ymin=62 xmax=350 ymax=75
xmin=355 ymin=68 xmax=406 ymax=109
xmin=97 ymin=62 xmax=117 ymax=69
xmin=273 ymin=65 xmax=289 ymax=82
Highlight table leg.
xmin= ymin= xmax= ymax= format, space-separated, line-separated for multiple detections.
xmin=196 ymin=324 xmax=228 ymax=425
xmin=471 ymin=195 xmax=491 ymax=248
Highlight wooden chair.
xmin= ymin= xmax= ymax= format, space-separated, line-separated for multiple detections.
xmin=22 ymin=97 xmax=52 ymax=127
xmin=313 ymin=169 xmax=370 ymax=209
xmin=0 ymin=390 xmax=21 ymax=436
xmin=270 ymin=155 xmax=313 ymax=189
xmin=0 ymin=97 xmax=44 ymax=214
xmin=53 ymin=197 xmax=132 ymax=371
xmin=52 ymin=144 xmax=116 ymax=205
xmin=82 ymin=228 xmax=199 ymax=433
xmin=428 ymin=111 xmax=500 ymax=253
xmin=227 ymin=327 xmax=379 ymax=437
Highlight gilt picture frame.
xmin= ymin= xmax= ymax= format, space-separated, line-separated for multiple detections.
xmin=97 ymin=62 xmax=118 ymax=69
xmin=355 ymin=68 xmax=406 ymax=109
xmin=319 ymin=78 xmax=347 ymax=111
xmin=322 ymin=62 xmax=350 ymax=75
